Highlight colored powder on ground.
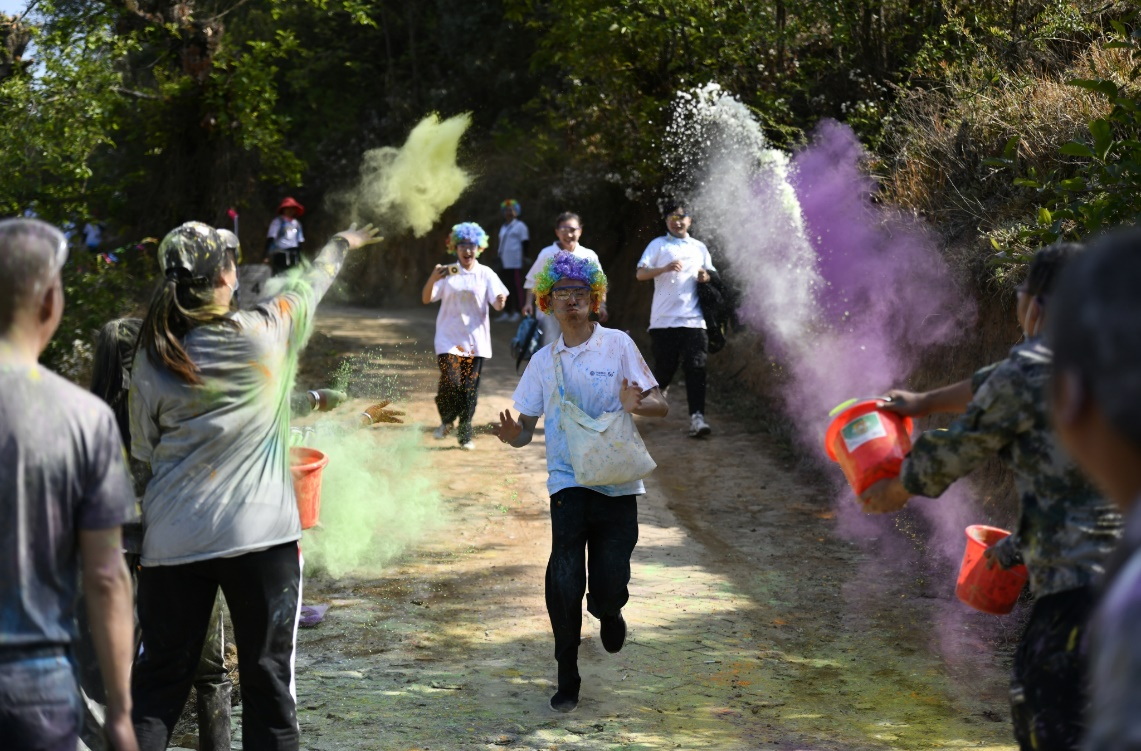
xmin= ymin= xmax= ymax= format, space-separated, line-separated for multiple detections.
xmin=329 ymin=113 xmax=474 ymax=237
xmin=302 ymin=422 xmax=442 ymax=578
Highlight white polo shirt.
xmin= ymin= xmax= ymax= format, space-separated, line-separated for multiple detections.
xmin=512 ymin=324 xmax=658 ymax=497
xmin=637 ymin=234 xmax=715 ymax=330
xmin=497 ymin=220 xmax=530 ymax=269
xmin=524 ymin=243 xmax=602 ymax=289
xmin=430 ymin=261 xmax=509 ymax=357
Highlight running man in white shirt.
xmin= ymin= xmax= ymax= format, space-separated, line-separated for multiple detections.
xmin=495 ymin=199 xmax=529 ymax=322
xmin=522 ymin=212 xmax=608 ymax=346
xmin=494 ymin=251 xmax=668 ymax=714
xmin=422 ymin=222 xmax=509 ymax=450
xmin=636 ymin=202 xmax=716 ymax=438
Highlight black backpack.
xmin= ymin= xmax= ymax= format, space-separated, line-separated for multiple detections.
xmin=510 ymin=314 xmax=543 ymax=372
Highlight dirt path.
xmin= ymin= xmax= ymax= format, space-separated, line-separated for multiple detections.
xmin=273 ymin=304 xmax=1018 ymax=751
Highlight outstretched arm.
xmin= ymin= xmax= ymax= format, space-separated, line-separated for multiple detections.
xmin=883 ymin=378 xmax=973 ymax=418
xmin=495 ymin=410 xmax=538 ymax=448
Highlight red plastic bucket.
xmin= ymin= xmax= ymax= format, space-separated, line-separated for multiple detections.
xmin=289 ymin=447 xmax=329 ymax=530
xmin=824 ymin=399 xmax=913 ymax=495
xmin=955 ymin=525 xmax=1029 ymax=615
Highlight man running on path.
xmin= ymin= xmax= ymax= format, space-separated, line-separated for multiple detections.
xmin=495 ymin=251 xmax=668 ymax=714
xmin=636 ymin=202 xmax=715 ymax=438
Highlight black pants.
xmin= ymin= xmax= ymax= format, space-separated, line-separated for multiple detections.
xmin=269 ymin=249 xmax=300 ymax=275
xmin=546 ymin=488 xmax=639 ymax=692
xmin=133 ymin=542 xmax=301 ymax=751
xmin=77 ymin=554 xmax=231 ymax=751
xmin=436 ymin=354 xmax=484 ymax=443
xmin=649 ymin=327 xmax=708 ymax=415
xmin=497 ymin=267 xmax=524 ymax=314
xmin=1010 ymin=586 xmax=1094 ymax=751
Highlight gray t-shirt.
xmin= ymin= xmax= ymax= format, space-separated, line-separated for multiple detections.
xmin=130 ymin=237 xmax=348 ymax=566
xmin=0 ymin=364 xmax=136 ymax=646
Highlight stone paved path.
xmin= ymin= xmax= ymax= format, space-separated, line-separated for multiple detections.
xmin=255 ymin=305 xmax=1021 ymax=751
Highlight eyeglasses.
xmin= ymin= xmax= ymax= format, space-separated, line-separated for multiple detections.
xmin=550 ymin=286 xmax=591 ymax=301
xmin=667 ymin=213 xmax=689 ymax=221
xmin=556 ymin=225 xmax=581 ymax=232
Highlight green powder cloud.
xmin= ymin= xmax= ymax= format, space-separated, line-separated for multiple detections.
xmin=301 ymin=423 xmax=442 ymax=578
xmin=331 ymin=113 xmax=474 ymax=237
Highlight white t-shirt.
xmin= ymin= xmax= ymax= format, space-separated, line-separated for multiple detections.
xmin=512 ymin=324 xmax=658 ymax=497
xmin=497 ymin=220 xmax=530 ymax=269
xmin=524 ymin=243 xmax=602 ymax=290
xmin=637 ymin=234 xmax=716 ymax=330
xmin=267 ymin=216 xmax=304 ymax=251
xmin=430 ymin=261 xmax=509 ymax=358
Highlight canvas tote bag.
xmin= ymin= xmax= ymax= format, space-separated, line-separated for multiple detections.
xmin=553 ymin=349 xmax=657 ymax=486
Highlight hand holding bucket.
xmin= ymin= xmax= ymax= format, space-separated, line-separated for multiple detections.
xmin=824 ymin=398 xmax=914 ymax=495
xmin=956 ymin=525 xmax=1028 ymax=614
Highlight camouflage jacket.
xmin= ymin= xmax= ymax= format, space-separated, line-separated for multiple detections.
xmin=1085 ymin=498 xmax=1141 ymax=751
xmin=900 ymin=339 xmax=1123 ymax=596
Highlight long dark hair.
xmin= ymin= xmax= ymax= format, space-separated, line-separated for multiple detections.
xmin=90 ymin=318 xmax=143 ymax=444
xmin=137 ymin=263 xmax=235 ymax=385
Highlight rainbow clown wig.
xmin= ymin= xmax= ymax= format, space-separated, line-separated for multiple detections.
xmin=534 ymin=251 xmax=608 ymax=314
xmin=500 ymin=199 xmax=521 ymax=215
xmin=446 ymin=222 xmax=489 ymax=256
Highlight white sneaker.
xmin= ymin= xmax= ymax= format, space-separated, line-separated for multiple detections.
xmin=459 ymin=440 xmax=476 ymax=451
xmin=689 ymin=411 xmax=711 ymax=438
xmin=433 ymin=423 xmax=453 ymax=440
xmin=507 ymin=311 xmax=522 ymax=322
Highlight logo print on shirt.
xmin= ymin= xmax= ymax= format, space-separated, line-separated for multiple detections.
xmin=590 ymin=370 xmax=616 ymax=377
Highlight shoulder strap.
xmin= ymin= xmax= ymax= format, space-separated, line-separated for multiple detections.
xmin=553 ymin=347 xmax=567 ymax=402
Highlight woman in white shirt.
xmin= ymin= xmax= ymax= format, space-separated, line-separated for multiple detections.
xmin=421 ymin=222 xmax=508 ymax=449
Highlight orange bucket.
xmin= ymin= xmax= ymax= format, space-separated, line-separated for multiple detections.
xmin=289 ymin=446 xmax=329 ymax=530
xmin=955 ymin=525 xmax=1028 ymax=615
xmin=824 ymin=399 xmax=913 ymax=495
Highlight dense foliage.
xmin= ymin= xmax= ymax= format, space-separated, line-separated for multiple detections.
xmin=1 ymin=0 xmax=1138 ymax=371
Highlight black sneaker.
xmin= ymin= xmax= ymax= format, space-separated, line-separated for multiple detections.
xmin=548 ymin=688 xmax=579 ymax=713
xmin=600 ymin=611 xmax=627 ymax=653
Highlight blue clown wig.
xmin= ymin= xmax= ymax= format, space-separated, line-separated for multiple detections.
xmin=534 ymin=251 xmax=608 ymax=314
xmin=446 ymin=222 xmax=489 ymax=256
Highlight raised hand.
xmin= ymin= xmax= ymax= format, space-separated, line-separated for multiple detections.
xmin=336 ymin=223 xmax=383 ymax=250
xmin=495 ymin=409 xmax=523 ymax=445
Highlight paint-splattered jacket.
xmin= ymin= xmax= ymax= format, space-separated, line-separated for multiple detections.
xmin=900 ymin=339 xmax=1123 ymax=597
xmin=1085 ymin=496 xmax=1141 ymax=751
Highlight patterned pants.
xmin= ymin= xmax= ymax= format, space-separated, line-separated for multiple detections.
xmin=435 ymin=354 xmax=484 ymax=444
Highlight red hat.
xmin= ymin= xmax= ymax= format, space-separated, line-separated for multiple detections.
xmin=277 ymin=197 xmax=305 ymax=217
